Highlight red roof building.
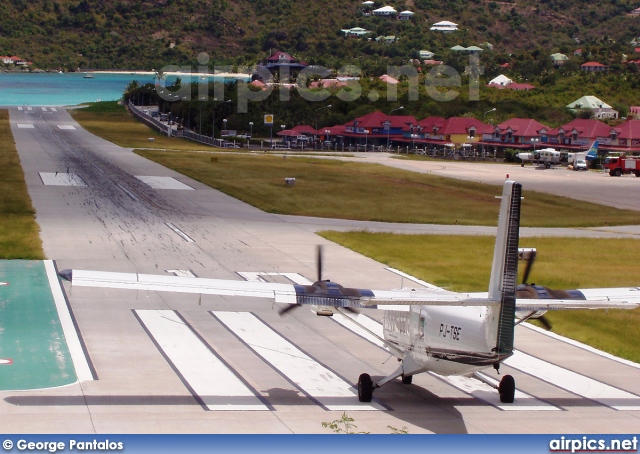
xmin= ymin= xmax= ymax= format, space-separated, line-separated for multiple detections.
xmin=581 ymin=61 xmax=608 ymax=72
xmin=607 ymin=120 xmax=640 ymax=152
xmin=541 ymin=119 xmax=612 ymax=148
xmin=487 ymin=82 xmax=535 ymax=91
xmin=483 ymin=118 xmax=551 ymax=148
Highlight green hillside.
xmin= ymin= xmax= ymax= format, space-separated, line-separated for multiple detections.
xmin=1 ymin=0 xmax=640 ymax=74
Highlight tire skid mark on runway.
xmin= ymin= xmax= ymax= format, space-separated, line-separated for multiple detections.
xmin=211 ymin=310 xmax=385 ymax=411
xmin=135 ymin=309 xmax=270 ymax=411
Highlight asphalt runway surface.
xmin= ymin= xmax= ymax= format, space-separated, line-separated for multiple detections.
xmin=4 ymin=106 xmax=640 ymax=433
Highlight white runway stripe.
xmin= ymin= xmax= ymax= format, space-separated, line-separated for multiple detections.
xmin=212 ymin=311 xmax=384 ymax=411
xmin=434 ymin=372 xmax=559 ymax=411
xmin=135 ymin=176 xmax=194 ymax=190
xmin=135 ymin=310 xmax=268 ymax=411
xmin=505 ymin=351 xmax=640 ymax=410
xmin=330 ymin=313 xmax=560 ymax=410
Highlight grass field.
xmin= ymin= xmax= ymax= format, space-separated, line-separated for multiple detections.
xmin=69 ymin=101 xmax=219 ymax=151
xmin=135 ymin=150 xmax=640 ymax=228
xmin=0 ymin=110 xmax=44 ymax=260
xmin=320 ymin=231 xmax=640 ymax=363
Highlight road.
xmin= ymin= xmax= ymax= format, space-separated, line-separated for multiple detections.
xmin=3 ymin=106 xmax=640 ymax=433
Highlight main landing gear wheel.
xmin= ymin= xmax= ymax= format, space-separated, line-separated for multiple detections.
xmin=498 ymin=374 xmax=515 ymax=403
xmin=401 ymin=374 xmax=413 ymax=384
xmin=358 ymin=373 xmax=373 ymax=402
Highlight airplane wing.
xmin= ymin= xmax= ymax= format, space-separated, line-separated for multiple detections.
xmin=59 ymin=269 xmax=498 ymax=310
xmin=59 ymin=270 xmax=640 ymax=311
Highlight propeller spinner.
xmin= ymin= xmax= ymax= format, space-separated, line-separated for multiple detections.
xmin=278 ymin=245 xmax=368 ymax=316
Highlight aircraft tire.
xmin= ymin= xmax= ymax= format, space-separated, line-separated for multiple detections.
xmin=401 ymin=374 xmax=413 ymax=384
xmin=358 ymin=373 xmax=373 ymax=402
xmin=498 ymin=374 xmax=515 ymax=403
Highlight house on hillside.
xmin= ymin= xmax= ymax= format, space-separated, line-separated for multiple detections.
xmin=379 ymin=74 xmax=399 ymax=84
xmin=257 ymin=51 xmax=308 ymax=81
xmin=376 ymin=35 xmax=397 ymax=44
xmin=488 ymin=74 xmax=512 ymax=86
xmin=451 ymin=45 xmax=483 ymax=54
xmin=430 ymin=21 xmax=458 ymax=32
xmin=550 ymin=53 xmax=569 ymax=67
xmin=418 ymin=50 xmax=435 ymax=59
xmin=341 ymin=27 xmax=372 ymax=37
xmin=567 ymin=95 xmax=618 ymax=119
xmin=581 ymin=61 xmax=609 ymax=72
xmin=629 ymin=106 xmax=640 ymax=120
xmin=398 ymin=10 xmax=414 ymax=20
xmin=372 ymin=5 xmax=396 ymax=16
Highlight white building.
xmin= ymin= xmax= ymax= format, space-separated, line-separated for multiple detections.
xmin=567 ymin=96 xmax=618 ymax=120
xmin=398 ymin=11 xmax=414 ymax=20
xmin=430 ymin=20 xmax=458 ymax=32
xmin=372 ymin=5 xmax=397 ymax=16
xmin=488 ymin=74 xmax=513 ymax=86
xmin=341 ymin=27 xmax=372 ymax=37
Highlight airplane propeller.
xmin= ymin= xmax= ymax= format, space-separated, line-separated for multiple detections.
xmin=278 ymin=245 xmax=359 ymax=316
xmin=317 ymin=245 xmax=323 ymax=283
xmin=518 ymin=248 xmax=553 ymax=330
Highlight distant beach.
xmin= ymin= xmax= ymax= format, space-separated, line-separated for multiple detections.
xmin=86 ymin=70 xmax=251 ymax=79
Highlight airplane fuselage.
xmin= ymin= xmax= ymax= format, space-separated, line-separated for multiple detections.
xmin=383 ymin=304 xmax=505 ymax=376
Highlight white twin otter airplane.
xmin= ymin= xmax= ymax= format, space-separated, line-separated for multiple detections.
xmin=59 ymin=180 xmax=640 ymax=404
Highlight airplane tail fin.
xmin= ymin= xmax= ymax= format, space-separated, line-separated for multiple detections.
xmin=586 ymin=140 xmax=598 ymax=161
xmin=487 ymin=180 xmax=522 ymax=357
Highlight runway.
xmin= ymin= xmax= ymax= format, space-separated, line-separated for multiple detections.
xmin=3 ymin=106 xmax=640 ymax=433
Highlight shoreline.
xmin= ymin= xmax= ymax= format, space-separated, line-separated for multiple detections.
xmin=86 ymin=70 xmax=251 ymax=79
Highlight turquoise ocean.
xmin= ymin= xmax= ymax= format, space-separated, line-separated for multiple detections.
xmin=0 ymin=72 xmax=155 ymax=106
xmin=0 ymin=72 xmax=248 ymax=107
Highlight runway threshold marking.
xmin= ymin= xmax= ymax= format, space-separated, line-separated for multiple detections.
xmin=135 ymin=176 xmax=194 ymax=190
xmin=17 ymin=124 xmax=34 ymax=129
xmin=331 ymin=312 xmax=559 ymax=410
xmin=57 ymin=125 xmax=76 ymax=130
xmin=504 ymin=351 xmax=640 ymax=410
xmin=237 ymin=272 xmax=312 ymax=285
xmin=212 ymin=311 xmax=384 ymax=411
xmin=135 ymin=309 xmax=269 ymax=411
xmin=39 ymin=172 xmax=86 ymax=187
